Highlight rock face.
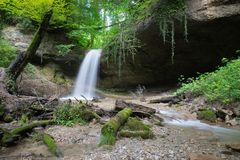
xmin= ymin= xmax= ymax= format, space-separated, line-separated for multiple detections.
xmin=2 ymin=26 xmax=83 ymax=77
xmin=100 ymin=0 xmax=240 ymax=88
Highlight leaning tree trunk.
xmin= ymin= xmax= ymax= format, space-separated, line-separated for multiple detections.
xmin=7 ymin=10 xmax=53 ymax=80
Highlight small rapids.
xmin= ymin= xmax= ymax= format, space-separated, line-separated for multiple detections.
xmin=158 ymin=109 xmax=240 ymax=143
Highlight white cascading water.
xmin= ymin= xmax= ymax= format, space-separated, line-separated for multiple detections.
xmin=65 ymin=49 xmax=102 ymax=100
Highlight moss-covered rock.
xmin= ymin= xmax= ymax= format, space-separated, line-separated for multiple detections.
xmin=43 ymin=133 xmax=63 ymax=157
xmin=99 ymin=108 xmax=132 ymax=146
xmin=119 ymin=117 xmax=153 ymax=139
xmin=197 ymin=109 xmax=216 ymax=122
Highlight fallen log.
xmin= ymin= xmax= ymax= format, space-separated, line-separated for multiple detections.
xmin=98 ymin=108 xmax=132 ymax=146
xmin=115 ymin=99 xmax=156 ymax=114
xmin=1 ymin=120 xmax=54 ymax=146
xmin=43 ymin=133 xmax=63 ymax=157
xmin=149 ymin=95 xmax=180 ymax=104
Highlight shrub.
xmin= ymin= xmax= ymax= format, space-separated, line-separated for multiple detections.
xmin=197 ymin=109 xmax=216 ymax=122
xmin=24 ymin=63 xmax=37 ymax=78
xmin=176 ymin=58 xmax=240 ymax=104
xmin=0 ymin=38 xmax=16 ymax=67
xmin=56 ymin=44 xmax=75 ymax=56
xmin=54 ymin=103 xmax=99 ymax=126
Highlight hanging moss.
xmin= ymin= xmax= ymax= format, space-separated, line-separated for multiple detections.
xmin=43 ymin=133 xmax=63 ymax=158
xmin=119 ymin=117 xmax=153 ymax=139
xmin=98 ymin=108 xmax=132 ymax=146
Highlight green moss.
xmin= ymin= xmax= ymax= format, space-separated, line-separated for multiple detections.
xmin=3 ymin=114 xmax=13 ymax=122
xmin=1 ymin=120 xmax=54 ymax=146
xmin=98 ymin=108 xmax=132 ymax=146
xmin=119 ymin=117 xmax=153 ymax=139
xmin=43 ymin=133 xmax=63 ymax=157
xmin=20 ymin=114 xmax=29 ymax=125
xmin=197 ymin=109 xmax=216 ymax=122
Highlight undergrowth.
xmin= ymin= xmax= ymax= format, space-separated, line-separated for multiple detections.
xmin=0 ymin=38 xmax=16 ymax=67
xmin=176 ymin=57 xmax=240 ymax=104
xmin=54 ymin=103 xmax=99 ymax=126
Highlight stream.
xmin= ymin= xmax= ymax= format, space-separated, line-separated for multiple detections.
xmin=1 ymin=94 xmax=240 ymax=160
xmin=158 ymin=109 xmax=240 ymax=144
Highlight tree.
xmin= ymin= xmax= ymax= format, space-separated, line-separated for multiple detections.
xmin=6 ymin=9 xmax=53 ymax=92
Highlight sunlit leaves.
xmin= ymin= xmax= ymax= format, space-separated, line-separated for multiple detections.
xmin=0 ymin=0 xmax=69 ymax=24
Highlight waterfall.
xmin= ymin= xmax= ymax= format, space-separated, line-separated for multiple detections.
xmin=63 ymin=49 xmax=102 ymax=100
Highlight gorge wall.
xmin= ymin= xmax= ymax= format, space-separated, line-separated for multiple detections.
xmin=100 ymin=0 xmax=240 ymax=88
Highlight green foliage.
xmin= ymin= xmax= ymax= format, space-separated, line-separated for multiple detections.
xmin=197 ymin=109 xmax=216 ymax=122
xmin=0 ymin=38 xmax=16 ymax=67
xmin=24 ymin=63 xmax=37 ymax=78
xmin=54 ymin=103 xmax=99 ymax=126
xmin=20 ymin=114 xmax=29 ymax=125
xmin=176 ymin=58 xmax=240 ymax=103
xmin=30 ymin=132 xmax=42 ymax=142
xmin=56 ymin=44 xmax=75 ymax=56
xmin=16 ymin=17 xmax=36 ymax=33
xmin=0 ymin=0 xmax=70 ymax=26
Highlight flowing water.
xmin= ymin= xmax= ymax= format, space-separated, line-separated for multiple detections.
xmin=158 ymin=109 xmax=240 ymax=143
xmin=62 ymin=49 xmax=102 ymax=100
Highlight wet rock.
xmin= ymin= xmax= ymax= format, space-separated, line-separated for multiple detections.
xmin=225 ymin=144 xmax=240 ymax=152
xmin=188 ymin=153 xmax=219 ymax=160
xmin=216 ymin=109 xmax=233 ymax=120
xmin=233 ymin=106 xmax=240 ymax=117
xmin=226 ymin=118 xmax=239 ymax=126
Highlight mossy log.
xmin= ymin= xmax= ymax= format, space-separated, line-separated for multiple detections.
xmin=43 ymin=133 xmax=63 ymax=157
xmin=1 ymin=120 xmax=54 ymax=146
xmin=98 ymin=108 xmax=132 ymax=146
xmin=119 ymin=117 xmax=153 ymax=139
xmin=115 ymin=99 xmax=156 ymax=115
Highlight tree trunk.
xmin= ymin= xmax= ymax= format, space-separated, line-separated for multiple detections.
xmin=8 ymin=10 xmax=53 ymax=80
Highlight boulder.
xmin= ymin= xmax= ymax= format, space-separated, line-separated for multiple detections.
xmin=100 ymin=0 xmax=240 ymax=88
